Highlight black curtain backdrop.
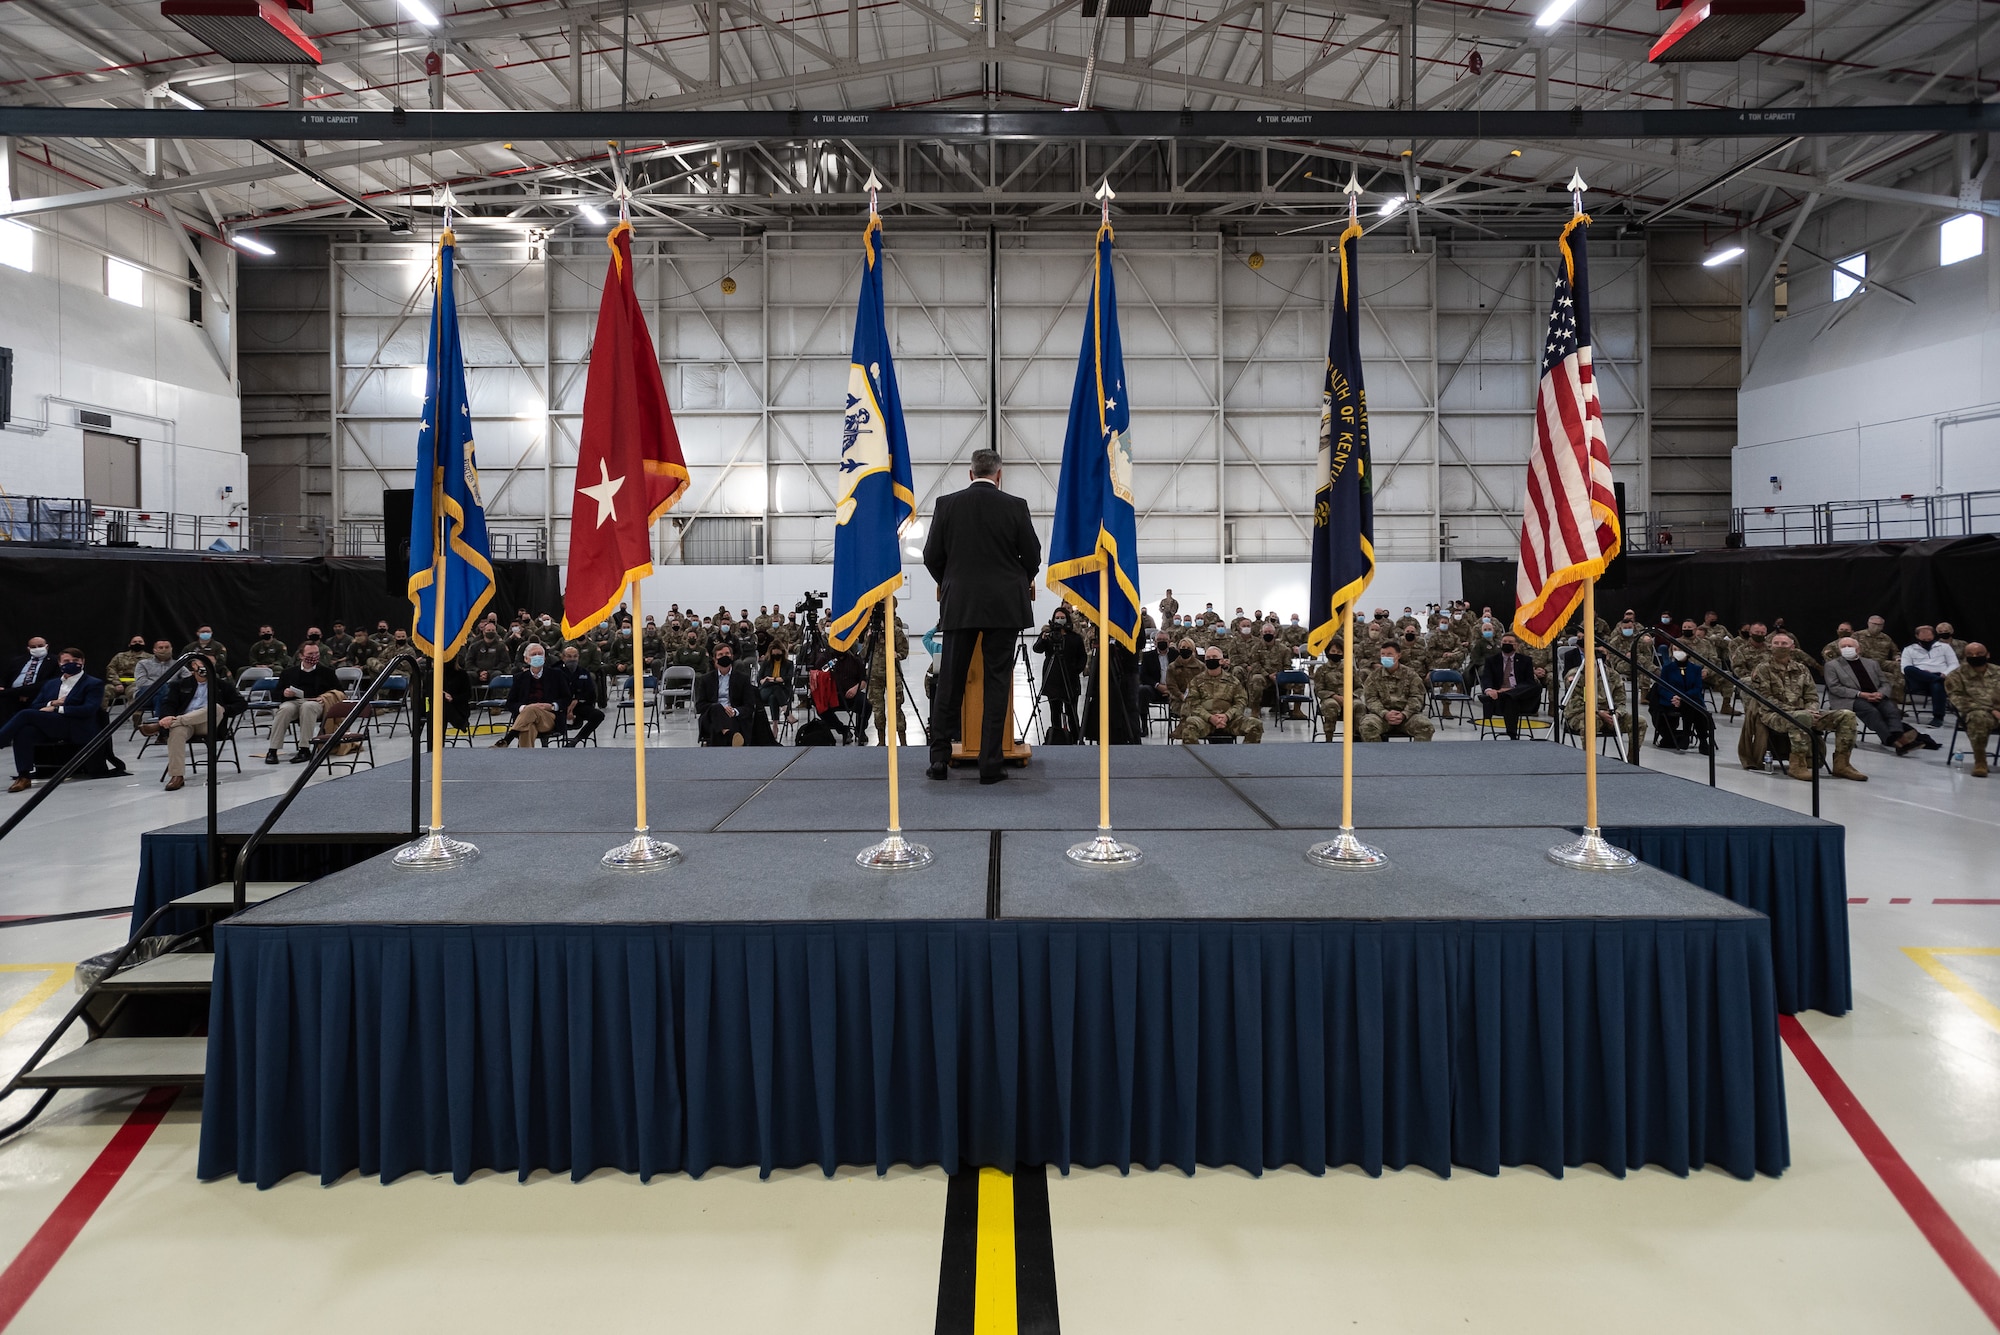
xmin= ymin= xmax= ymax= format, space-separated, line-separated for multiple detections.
xmin=1461 ymin=538 xmax=2000 ymax=649
xmin=0 ymin=549 xmax=560 ymax=672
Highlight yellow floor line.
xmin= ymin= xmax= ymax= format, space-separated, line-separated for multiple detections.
xmin=1902 ymin=947 xmax=2000 ymax=1036
xmin=0 ymin=967 xmax=71 ymax=1039
xmin=973 ymin=1166 xmax=1017 ymax=1334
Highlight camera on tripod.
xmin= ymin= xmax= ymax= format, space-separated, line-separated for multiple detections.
xmin=796 ymin=591 xmax=827 ymax=618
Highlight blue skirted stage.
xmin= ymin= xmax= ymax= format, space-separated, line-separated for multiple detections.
xmin=187 ymin=747 xmax=1799 ymax=1188
xmin=143 ymin=743 xmax=1849 ymax=1015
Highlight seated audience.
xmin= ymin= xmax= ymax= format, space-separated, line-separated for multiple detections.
xmin=1650 ymin=643 xmax=1714 ymax=754
xmin=149 ymin=656 xmax=246 ymax=791
xmin=697 ymin=639 xmax=763 ymax=746
xmin=3 ymin=636 xmax=52 ymax=725
xmin=1946 ymin=645 xmax=1996 ymax=778
xmin=262 ymin=642 xmax=343 ymax=764
xmin=132 ymin=641 xmax=180 ymax=707
xmin=2 ymin=648 xmax=115 ymax=792
xmin=104 ymin=637 xmax=149 ymax=705
xmin=493 ymin=643 xmax=571 ymax=747
xmin=1825 ymin=636 xmax=1931 ymax=756
xmin=181 ymin=626 xmax=228 ymax=671
xmin=759 ymin=641 xmax=794 ymax=724
xmin=1744 ymin=632 xmax=1864 ymax=782
xmin=1360 ymin=642 xmax=1433 ymax=742
xmin=1900 ymin=626 xmax=1958 ymax=726
xmin=1175 ymin=649 xmax=1263 ymax=743
xmin=1477 ymin=633 xmax=1542 ymax=739
xmin=555 ymin=645 xmax=604 ymax=745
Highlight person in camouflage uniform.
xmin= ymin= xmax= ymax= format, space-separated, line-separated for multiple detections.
xmin=1359 ymin=643 xmax=1434 ymax=741
xmin=102 ymin=636 xmax=149 ymax=705
xmin=1562 ymin=650 xmax=1646 ymax=750
xmin=324 ymin=622 xmax=353 ymax=664
xmin=461 ymin=623 xmax=512 ymax=687
xmin=181 ymin=627 xmax=229 ymax=672
xmin=1820 ymin=623 xmax=1857 ymax=665
xmin=1946 ymin=643 xmax=1997 ymax=777
xmin=1158 ymin=590 xmax=1179 ymax=622
xmin=1937 ymin=622 xmax=1968 ymax=663
xmin=249 ymin=626 xmax=289 ymax=672
xmin=1165 ymin=638 xmax=1204 ymax=708
xmin=1745 ymin=633 xmax=1865 ymax=781
xmin=1729 ymin=625 xmax=1772 ymax=720
xmin=1176 ymin=650 xmax=1263 ymax=742
xmin=564 ymin=633 xmax=609 ymax=706
xmin=1311 ymin=651 xmax=1347 ymax=740
xmin=866 ymin=606 xmax=911 ymax=745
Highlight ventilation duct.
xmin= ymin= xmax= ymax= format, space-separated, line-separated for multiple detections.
xmin=161 ymin=0 xmax=321 ymax=65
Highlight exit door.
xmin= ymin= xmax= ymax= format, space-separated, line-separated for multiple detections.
xmin=82 ymin=431 xmax=139 ymax=509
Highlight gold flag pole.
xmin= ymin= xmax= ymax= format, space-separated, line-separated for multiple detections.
xmin=396 ymin=224 xmax=478 ymax=870
xmin=1307 ymin=603 xmax=1387 ymax=869
xmin=1065 ymin=564 xmax=1142 ymax=867
xmin=858 ymin=593 xmax=933 ymax=870
xmin=604 ymin=577 xmax=682 ymax=869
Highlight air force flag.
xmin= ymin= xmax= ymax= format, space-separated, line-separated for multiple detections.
xmin=827 ymin=213 xmax=918 ymax=653
xmin=1046 ymin=220 xmax=1143 ymax=651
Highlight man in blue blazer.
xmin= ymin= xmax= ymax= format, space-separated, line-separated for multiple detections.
xmin=2 ymin=648 xmax=109 ymax=792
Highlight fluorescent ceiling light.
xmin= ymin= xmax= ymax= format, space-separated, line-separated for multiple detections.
xmin=1702 ymin=246 xmax=1744 ymax=267
xmin=578 ymin=202 xmax=606 ymax=226
xmin=232 ymin=235 xmax=276 ymax=256
xmin=1379 ymin=195 xmax=1406 ymax=218
xmin=1535 ymin=0 xmax=1579 ymax=27
xmin=163 ymin=86 xmax=204 ymax=111
xmin=399 ymin=0 xmax=440 ymax=26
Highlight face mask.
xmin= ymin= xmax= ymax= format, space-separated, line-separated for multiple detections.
xmin=60 ymin=661 xmax=81 ymax=676
xmin=1263 ymin=634 xmax=1275 ymax=642
xmin=1501 ymin=645 xmax=1516 ymax=655
xmin=197 ymin=632 xmax=211 ymax=642
xmin=1772 ymin=646 xmax=1792 ymax=660
xmin=1380 ymin=656 xmax=1395 ymax=668
xmin=28 ymin=646 xmax=46 ymax=658
xmin=1178 ymin=648 xmax=1193 ymax=659
xmin=716 ymin=656 xmax=734 ymax=670
xmin=1482 ymin=630 xmax=1493 ymax=640
xmin=1969 ymin=656 xmax=1990 ymax=667
xmin=1404 ymin=633 xmax=1416 ymax=641
xmin=1750 ymin=632 xmax=1765 ymax=641
xmin=484 ymin=630 xmax=496 ymax=639
xmin=1840 ymin=646 xmax=1858 ymax=660
xmin=1204 ymin=661 xmax=1222 ymax=672
xmin=130 ymin=642 xmax=145 ymax=650
xmin=1671 ymin=649 xmax=1687 ymax=662
xmin=621 ymin=629 xmax=632 ymax=637
xmin=527 ymin=655 xmax=545 ymax=669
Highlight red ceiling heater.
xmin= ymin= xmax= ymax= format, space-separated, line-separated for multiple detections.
xmin=1649 ymin=0 xmax=1803 ymax=62
xmin=160 ymin=0 xmax=322 ymax=65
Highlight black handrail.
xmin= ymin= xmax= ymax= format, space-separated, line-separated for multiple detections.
xmin=0 ymin=649 xmax=222 ymax=861
xmin=230 ymin=651 xmax=423 ymax=912
xmin=1593 ymin=637 xmax=1719 ymax=789
xmin=1653 ymin=626 xmax=1825 ymax=818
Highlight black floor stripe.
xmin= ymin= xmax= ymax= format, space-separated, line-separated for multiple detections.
xmin=987 ymin=831 xmax=1003 ymax=920
xmin=1013 ymin=1166 xmax=1061 ymax=1335
xmin=0 ymin=907 xmax=130 ymax=930
xmin=1182 ymin=746 xmax=1282 ymax=829
xmin=935 ymin=1170 xmax=980 ymax=1334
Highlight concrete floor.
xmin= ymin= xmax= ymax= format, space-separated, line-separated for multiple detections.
xmin=1 ymin=695 xmax=1996 ymax=1333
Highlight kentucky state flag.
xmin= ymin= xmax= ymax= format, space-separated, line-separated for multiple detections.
xmin=1047 ymin=220 xmax=1142 ymax=651
xmin=1305 ymin=219 xmax=1374 ymax=658
xmin=827 ymin=213 xmax=917 ymax=653
xmin=407 ymin=228 xmax=495 ymax=660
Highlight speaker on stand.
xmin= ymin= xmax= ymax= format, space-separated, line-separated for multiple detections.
xmin=382 ymin=488 xmax=415 ymax=596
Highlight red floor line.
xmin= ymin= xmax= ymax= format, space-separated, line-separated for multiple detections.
xmin=1937 ymin=899 xmax=2000 ymax=906
xmin=0 ymin=1088 xmax=177 ymax=1332
xmin=1781 ymin=1017 xmax=2000 ymax=1331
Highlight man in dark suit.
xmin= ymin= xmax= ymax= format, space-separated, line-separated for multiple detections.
xmin=1138 ymin=629 xmax=1176 ymax=736
xmin=922 ymin=449 xmax=1042 ymax=783
xmin=2 ymin=648 xmax=112 ymax=791
xmin=2 ymin=636 xmax=53 ymax=727
xmin=695 ymin=639 xmax=769 ymax=746
xmin=494 ymin=642 xmax=572 ymax=747
xmin=1477 ymin=633 xmax=1544 ymax=739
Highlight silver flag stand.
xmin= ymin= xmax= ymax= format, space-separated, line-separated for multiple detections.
xmin=604 ymin=828 xmax=683 ymax=871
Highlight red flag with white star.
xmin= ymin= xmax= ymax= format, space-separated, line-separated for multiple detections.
xmin=561 ymin=221 xmax=690 ymax=639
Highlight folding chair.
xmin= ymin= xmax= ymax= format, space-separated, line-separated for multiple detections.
xmin=335 ymin=666 xmax=364 ymax=698
xmin=317 ymin=703 xmax=377 ymax=774
xmin=372 ymin=675 xmax=410 ymax=737
xmin=660 ymin=665 xmax=696 ymax=714
xmin=471 ymin=675 xmax=514 ymax=738
xmin=1273 ymin=670 xmax=1312 ymax=736
xmin=156 ymin=708 xmax=245 ymax=780
xmin=1428 ymin=669 xmax=1472 ymax=725
xmin=613 ymin=674 xmax=658 ymax=737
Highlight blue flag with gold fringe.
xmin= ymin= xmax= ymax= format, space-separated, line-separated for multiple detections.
xmin=407 ymin=229 xmax=495 ymax=661
xmin=1047 ymin=220 xmax=1142 ymax=650
xmin=827 ymin=213 xmax=917 ymax=653
xmin=1305 ymin=220 xmax=1374 ymax=657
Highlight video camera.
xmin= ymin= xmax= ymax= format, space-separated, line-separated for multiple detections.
xmin=796 ymin=591 xmax=827 ymax=618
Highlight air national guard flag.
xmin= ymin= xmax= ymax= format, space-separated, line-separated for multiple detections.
xmin=561 ymin=221 xmax=691 ymax=639
xmin=1305 ymin=219 xmax=1374 ymax=658
xmin=1047 ymin=220 xmax=1142 ymax=650
xmin=1513 ymin=213 xmax=1620 ymax=648
xmin=407 ymin=229 xmax=495 ymax=660
xmin=827 ymin=214 xmax=917 ymax=652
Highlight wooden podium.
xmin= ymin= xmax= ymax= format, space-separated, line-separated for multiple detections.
xmin=950 ymin=633 xmax=1033 ymax=767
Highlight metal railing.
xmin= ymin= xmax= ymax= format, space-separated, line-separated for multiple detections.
xmin=0 ymin=494 xmax=334 ymax=556
xmin=334 ymin=518 xmax=548 ymax=563
xmin=1622 ymin=510 xmax=1738 ymax=554
xmin=1592 ymin=635 xmax=1720 ymax=790
xmin=1652 ymin=625 xmax=1825 ymax=817
xmin=1734 ymin=488 xmax=2000 ymax=547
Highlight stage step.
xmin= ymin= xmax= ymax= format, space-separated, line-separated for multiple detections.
xmin=167 ymin=881 xmax=302 ymax=912
xmin=16 ymin=1038 xmax=207 ymax=1089
xmin=97 ymin=953 xmax=216 ymax=993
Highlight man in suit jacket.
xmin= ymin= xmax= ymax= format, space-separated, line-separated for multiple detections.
xmin=695 ymin=639 xmax=771 ymax=746
xmin=1477 ymin=634 xmax=1544 ymax=740
xmin=922 ymin=449 xmax=1042 ymax=783
xmin=2 ymin=637 xmax=53 ymax=727
xmin=1826 ymin=636 xmax=1930 ymax=755
xmin=494 ymin=642 xmax=572 ymax=748
xmin=2 ymin=648 xmax=112 ymax=791
xmin=1138 ymin=630 xmax=1177 ymax=736
xmin=148 ymin=656 xmax=246 ymax=790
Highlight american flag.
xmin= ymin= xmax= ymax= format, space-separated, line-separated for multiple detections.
xmin=1513 ymin=215 xmax=1620 ymax=647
